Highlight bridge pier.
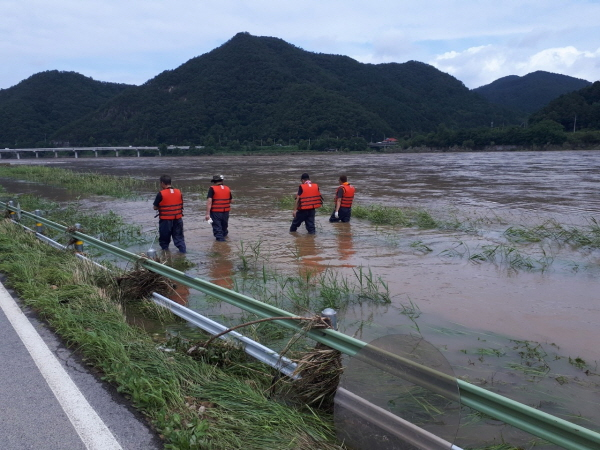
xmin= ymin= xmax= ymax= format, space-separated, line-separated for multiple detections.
xmin=16 ymin=152 xmax=20 ymax=160
xmin=35 ymin=152 xmax=39 ymax=158
xmin=137 ymin=150 xmax=140 ymax=157
xmin=54 ymin=151 xmax=58 ymax=158
xmin=74 ymin=151 xmax=78 ymax=159
xmin=115 ymin=150 xmax=119 ymax=157
xmin=94 ymin=150 xmax=98 ymax=157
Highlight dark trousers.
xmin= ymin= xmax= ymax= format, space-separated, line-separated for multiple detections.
xmin=329 ymin=207 xmax=352 ymax=223
xmin=290 ymin=209 xmax=316 ymax=233
xmin=158 ymin=218 xmax=186 ymax=253
xmin=210 ymin=211 xmax=229 ymax=241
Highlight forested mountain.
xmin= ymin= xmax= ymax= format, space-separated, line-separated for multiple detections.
xmin=51 ymin=32 xmax=518 ymax=146
xmin=0 ymin=71 xmax=133 ymax=147
xmin=473 ymin=71 xmax=591 ymax=114
xmin=530 ymin=81 xmax=600 ymax=131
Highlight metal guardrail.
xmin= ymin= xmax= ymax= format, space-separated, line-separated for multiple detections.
xmin=3 ymin=201 xmax=600 ymax=450
xmin=150 ymin=292 xmax=298 ymax=378
xmin=8 ymin=213 xmax=464 ymax=450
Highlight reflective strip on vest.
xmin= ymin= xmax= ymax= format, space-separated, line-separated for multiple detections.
xmin=298 ymin=182 xmax=322 ymax=210
xmin=340 ymin=184 xmax=355 ymax=208
xmin=158 ymin=188 xmax=183 ymax=220
xmin=211 ymin=185 xmax=231 ymax=212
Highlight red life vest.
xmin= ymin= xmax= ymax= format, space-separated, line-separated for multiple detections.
xmin=210 ymin=185 xmax=232 ymax=212
xmin=158 ymin=188 xmax=183 ymax=219
xmin=339 ymin=183 xmax=355 ymax=208
xmin=298 ymin=182 xmax=322 ymax=210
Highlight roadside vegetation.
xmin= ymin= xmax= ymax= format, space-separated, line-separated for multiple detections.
xmin=0 ymin=220 xmax=342 ymax=450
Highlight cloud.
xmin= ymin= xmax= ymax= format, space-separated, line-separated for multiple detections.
xmin=1 ymin=0 xmax=600 ymax=89
xmin=431 ymin=44 xmax=600 ymax=88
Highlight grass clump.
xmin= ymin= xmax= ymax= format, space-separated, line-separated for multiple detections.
xmin=505 ymin=217 xmax=600 ymax=249
xmin=0 ymin=164 xmax=144 ymax=198
xmin=0 ymin=220 xmax=342 ymax=449
xmin=352 ymin=204 xmax=438 ymax=228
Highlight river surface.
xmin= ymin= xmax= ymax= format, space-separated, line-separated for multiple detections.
xmin=3 ymin=150 xmax=600 ymax=445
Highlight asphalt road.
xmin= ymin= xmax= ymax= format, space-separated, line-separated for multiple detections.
xmin=0 ymin=275 xmax=163 ymax=450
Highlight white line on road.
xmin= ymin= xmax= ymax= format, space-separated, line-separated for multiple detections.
xmin=0 ymin=281 xmax=123 ymax=450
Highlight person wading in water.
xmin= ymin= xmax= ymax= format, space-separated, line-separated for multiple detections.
xmin=153 ymin=174 xmax=186 ymax=253
xmin=290 ymin=173 xmax=323 ymax=234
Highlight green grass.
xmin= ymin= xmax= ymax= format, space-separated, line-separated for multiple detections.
xmin=0 ymin=164 xmax=144 ymax=198
xmin=0 ymin=220 xmax=341 ymax=449
xmin=505 ymin=218 xmax=600 ymax=249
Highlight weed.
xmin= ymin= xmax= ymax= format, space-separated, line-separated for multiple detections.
xmin=0 ymin=165 xmax=144 ymax=198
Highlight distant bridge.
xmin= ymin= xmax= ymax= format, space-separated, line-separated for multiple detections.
xmin=0 ymin=146 xmax=199 ymax=159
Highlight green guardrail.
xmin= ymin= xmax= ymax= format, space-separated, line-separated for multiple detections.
xmin=3 ymin=201 xmax=600 ymax=450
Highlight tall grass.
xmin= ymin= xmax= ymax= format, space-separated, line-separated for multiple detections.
xmin=505 ymin=217 xmax=600 ymax=249
xmin=0 ymin=221 xmax=341 ymax=449
xmin=0 ymin=164 xmax=144 ymax=198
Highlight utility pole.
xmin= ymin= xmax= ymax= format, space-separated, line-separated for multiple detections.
xmin=573 ymin=114 xmax=577 ymax=132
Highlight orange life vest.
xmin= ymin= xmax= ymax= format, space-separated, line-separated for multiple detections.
xmin=158 ymin=188 xmax=183 ymax=220
xmin=210 ymin=185 xmax=232 ymax=212
xmin=339 ymin=183 xmax=355 ymax=208
xmin=298 ymin=182 xmax=322 ymax=210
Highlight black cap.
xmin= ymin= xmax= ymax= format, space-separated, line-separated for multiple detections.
xmin=301 ymin=173 xmax=310 ymax=180
xmin=211 ymin=174 xmax=224 ymax=183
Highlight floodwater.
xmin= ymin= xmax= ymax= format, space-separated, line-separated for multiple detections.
xmin=3 ymin=150 xmax=600 ymax=445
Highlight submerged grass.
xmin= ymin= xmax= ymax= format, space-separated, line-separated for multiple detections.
xmin=505 ymin=217 xmax=600 ymax=249
xmin=0 ymin=220 xmax=341 ymax=449
xmin=351 ymin=203 xmax=438 ymax=228
xmin=0 ymin=164 xmax=144 ymax=198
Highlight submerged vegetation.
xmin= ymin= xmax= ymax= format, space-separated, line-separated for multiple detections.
xmin=0 ymin=164 xmax=144 ymax=198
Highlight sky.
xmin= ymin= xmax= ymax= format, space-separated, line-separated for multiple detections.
xmin=1 ymin=0 xmax=599 ymax=91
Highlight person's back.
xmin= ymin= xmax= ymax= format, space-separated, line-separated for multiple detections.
xmin=290 ymin=173 xmax=322 ymax=234
xmin=153 ymin=174 xmax=186 ymax=253
xmin=206 ymin=174 xmax=232 ymax=241
xmin=330 ymin=174 xmax=354 ymax=223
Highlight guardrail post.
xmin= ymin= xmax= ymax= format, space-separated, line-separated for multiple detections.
xmin=7 ymin=200 xmax=16 ymax=219
xmin=321 ymin=308 xmax=338 ymax=330
xmin=74 ymin=223 xmax=84 ymax=252
xmin=34 ymin=210 xmax=45 ymax=234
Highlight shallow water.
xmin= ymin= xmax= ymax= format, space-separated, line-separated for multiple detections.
xmin=4 ymin=150 xmax=600 ymax=444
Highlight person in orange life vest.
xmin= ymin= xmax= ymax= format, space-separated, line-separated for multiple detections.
xmin=205 ymin=174 xmax=233 ymax=242
xmin=290 ymin=173 xmax=323 ymax=234
xmin=153 ymin=174 xmax=186 ymax=253
xmin=329 ymin=174 xmax=355 ymax=223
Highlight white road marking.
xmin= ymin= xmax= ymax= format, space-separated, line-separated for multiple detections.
xmin=0 ymin=281 xmax=123 ymax=450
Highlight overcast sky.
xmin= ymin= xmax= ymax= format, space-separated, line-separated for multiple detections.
xmin=2 ymin=0 xmax=599 ymax=91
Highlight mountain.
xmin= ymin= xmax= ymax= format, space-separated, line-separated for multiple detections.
xmin=52 ymin=32 xmax=519 ymax=146
xmin=473 ymin=71 xmax=591 ymax=114
xmin=529 ymin=81 xmax=600 ymax=131
xmin=0 ymin=71 xmax=133 ymax=148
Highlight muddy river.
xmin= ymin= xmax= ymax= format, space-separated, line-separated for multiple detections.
xmin=3 ymin=150 xmax=600 ymax=444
